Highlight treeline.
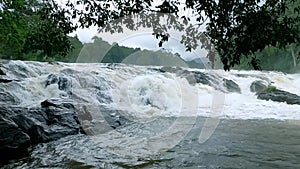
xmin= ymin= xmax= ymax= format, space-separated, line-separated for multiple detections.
xmin=233 ymin=0 xmax=300 ymax=73
xmin=234 ymin=45 xmax=300 ymax=73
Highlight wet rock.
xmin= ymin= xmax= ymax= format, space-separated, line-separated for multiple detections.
xmin=61 ymin=68 xmax=80 ymax=75
xmin=236 ymin=73 xmax=249 ymax=78
xmin=0 ymin=68 xmax=5 ymax=75
xmin=257 ymin=88 xmax=300 ymax=105
xmin=223 ymin=79 xmax=241 ymax=93
xmin=45 ymin=74 xmax=72 ymax=92
xmin=0 ymin=99 xmax=81 ymax=163
xmin=41 ymin=98 xmax=74 ymax=109
xmin=159 ymin=66 xmax=182 ymax=73
xmin=0 ymin=91 xmax=18 ymax=104
xmin=0 ymin=116 xmax=30 ymax=164
xmin=45 ymin=74 xmax=59 ymax=87
xmin=0 ymin=67 xmax=13 ymax=83
xmin=250 ymin=80 xmax=268 ymax=93
xmin=0 ymin=78 xmax=13 ymax=83
xmin=100 ymin=108 xmax=133 ymax=130
xmin=58 ymin=76 xmax=72 ymax=91
xmin=185 ymin=71 xmax=210 ymax=85
xmin=75 ymin=104 xmax=133 ymax=135
xmin=96 ymin=91 xmax=112 ymax=104
xmin=12 ymin=114 xmax=49 ymax=143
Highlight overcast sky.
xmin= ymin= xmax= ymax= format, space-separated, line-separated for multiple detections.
xmin=69 ymin=24 xmax=208 ymax=61
xmin=64 ymin=0 xmax=208 ymax=61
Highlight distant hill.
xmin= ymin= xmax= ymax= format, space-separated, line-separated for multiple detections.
xmin=185 ymin=58 xmax=210 ymax=69
xmin=76 ymin=36 xmax=210 ymax=69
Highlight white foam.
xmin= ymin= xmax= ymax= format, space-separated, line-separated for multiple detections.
xmin=4 ymin=61 xmax=300 ymax=120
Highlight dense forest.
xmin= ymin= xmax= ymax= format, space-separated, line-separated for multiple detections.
xmin=234 ymin=45 xmax=300 ymax=73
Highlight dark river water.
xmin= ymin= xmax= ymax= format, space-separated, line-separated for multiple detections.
xmin=3 ymin=117 xmax=300 ymax=169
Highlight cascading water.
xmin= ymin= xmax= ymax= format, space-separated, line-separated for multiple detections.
xmin=1 ymin=60 xmax=300 ymax=168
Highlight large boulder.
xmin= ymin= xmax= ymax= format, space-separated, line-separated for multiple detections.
xmin=0 ymin=99 xmax=81 ymax=164
xmin=257 ymin=87 xmax=300 ymax=105
xmin=0 ymin=115 xmax=30 ymax=163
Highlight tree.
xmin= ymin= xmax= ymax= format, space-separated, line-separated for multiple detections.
xmin=0 ymin=0 xmax=27 ymax=58
xmin=2 ymin=0 xmax=299 ymax=70
xmin=62 ymin=0 xmax=300 ymax=70
xmin=0 ymin=0 xmax=76 ymax=59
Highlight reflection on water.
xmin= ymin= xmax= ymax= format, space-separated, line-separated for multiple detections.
xmin=5 ymin=117 xmax=300 ymax=169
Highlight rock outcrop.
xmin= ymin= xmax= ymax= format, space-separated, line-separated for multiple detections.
xmin=0 ymin=99 xmax=81 ymax=164
xmin=157 ymin=66 xmax=241 ymax=93
xmin=257 ymin=88 xmax=300 ymax=105
xmin=250 ymin=80 xmax=268 ymax=93
xmin=223 ymin=79 xmax=241 ymax=93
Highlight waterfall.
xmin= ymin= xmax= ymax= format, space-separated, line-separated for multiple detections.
xmin=2 ymin=60 xmax=300 ymax=168
xmin=1 ymin=60 xmax=300 ymax=120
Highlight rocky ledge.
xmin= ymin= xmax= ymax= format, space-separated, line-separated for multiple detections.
xmin=250 ymin=81 xmax=300 ymax=105
xmin=0 ymin=98 xmax=81 ymax=164
xmin=257 ymin=88 xmax=300 ymax=105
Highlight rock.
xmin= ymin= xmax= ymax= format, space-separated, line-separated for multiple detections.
xmin=101 ymin=108 xmax=133 ymax=130
xmin=75 ymin=104 xmax=133 ymax=135
xmin=0 ymin=99 xmax=81 ymax=163
xmin=0 ymin=115 xmax=30 ymax=164
xmin=223 ymin=79 xmax=241 ymax=93
xmin=0 ymin=78 xmax=13 ymax=83
xmin=250 ymin=80 xmax=268 ymax=93
xmin=41 ymin=98 xmax=74 ymax=109
xmin=58 ymin=76 xmax=72 ymax=91
xmin=0 ymin=68 xmax=5 ymax=75
xmin=257 ymin=88 xmax=300 ymax=105
xmin=235 ymin=73 xmax=249 ymax=78
xmin=45 ymin=74 xmax=72 ymax=91
xmin=159 ymin=66 xmax=182 ymax=73
xmin=45 ymin=74 xmax=59 ymax=87
xmin=186 ymin=71 xmax=211 ymax=85
xmin=96 ymin=91 xmax=112 ymax=104
xmin=0 ymin=91 xmax=19 ymax=105
xmin=0 ymin=67 xmax=13 ymax=83
xmin=12 ymin=114 xmax=49 ymax=143
xmin=157 ymin=68 xmax=240 ymax=93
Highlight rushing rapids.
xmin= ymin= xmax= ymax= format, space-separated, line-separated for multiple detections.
xmin=1 ymin=60 xmax=300 ymax=168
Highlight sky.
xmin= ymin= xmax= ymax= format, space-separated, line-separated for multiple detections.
xmin=64 ymin=0 xmax=209 ymax=61
xmin=70 ymin=24 xmax=208 ymax=61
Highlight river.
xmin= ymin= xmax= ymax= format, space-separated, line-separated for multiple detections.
xmin=1 ymin=60 xmax=300 ymax=168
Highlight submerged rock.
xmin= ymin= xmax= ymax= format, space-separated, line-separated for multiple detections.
xmin=155 ymin=67 xmax=241 ymax=93
xmin=250 ymin=80 xmax=268 ymax=93
xmin=185 ymin=71 xmax=211 ymax=85
xmin=45 ymin=74 xmax=72 ymax=92
xmin=156 ymin=66 xmax=182 ymax=74
xmin=257 ymin=88 xmax=300 ymax=105
xmin=223 ymin=79 xmax=241 ymax=93
xmin=0 ymin=90 xmax=18 ymax=105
